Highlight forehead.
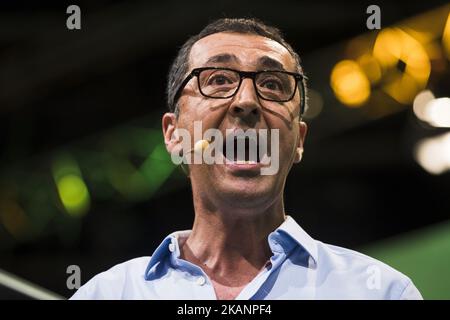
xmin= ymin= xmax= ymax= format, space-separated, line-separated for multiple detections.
xmin=189 ymin=32 xmax=297 ymax=71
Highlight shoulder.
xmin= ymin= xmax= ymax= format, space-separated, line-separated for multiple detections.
xmin=315 ymin=241 xmax=422 ymax=299
xmin=70 ymin=257 xmax=151 ymax=300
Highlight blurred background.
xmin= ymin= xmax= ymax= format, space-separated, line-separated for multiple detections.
xmin=0 ymin=0 xmax=449 ymax=299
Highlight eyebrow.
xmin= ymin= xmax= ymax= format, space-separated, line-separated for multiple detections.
xmin=205 ymin=53 xmax=239 ymax=65
xmin=203 ymin=54 xmax=287 ymax=71
xmin=256 ymin=56 xmax=286 ymax=71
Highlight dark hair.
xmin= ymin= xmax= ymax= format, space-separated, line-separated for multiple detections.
xmin=166 ymin=17 xmax=306 ymax=115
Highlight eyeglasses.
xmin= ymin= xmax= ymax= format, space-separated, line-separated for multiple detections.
xmin=173 ymin=67 xmax=306 ymax=115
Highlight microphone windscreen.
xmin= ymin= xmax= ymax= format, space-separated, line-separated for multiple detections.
xmin=194 ymin=139 xmax=210 ymax=153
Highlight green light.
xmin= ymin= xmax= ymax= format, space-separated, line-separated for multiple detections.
xmin=56 ymin=174 xmax=90 ymax=217
xmin=52 ymin=154 xmax=90 ymax=217
xmin=107 ymin=157 xmax=151 ymax=201
xmin=140 ymin=143 xmax=176 ymax=195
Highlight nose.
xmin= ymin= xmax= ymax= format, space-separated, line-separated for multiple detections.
xmin=229 ymin=78 xmax=261 ymax=121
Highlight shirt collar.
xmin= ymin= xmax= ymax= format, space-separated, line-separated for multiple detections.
xmin=145 ymin=215 xmax=318 ymax=280
xmin=145 ymin=230 xmax=190 ymax=280
xmin=276 ymin=215 xmax=318 ymax=266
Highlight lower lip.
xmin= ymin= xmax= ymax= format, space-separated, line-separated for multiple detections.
xmin=218 ymin=153 xmax=265 ymax=172
xmin=225 ymin=162 xmax=262 ymax=171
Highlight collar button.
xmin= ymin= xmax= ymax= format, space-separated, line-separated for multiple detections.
xmin=196 ymin=276 xmax=206 ymax=286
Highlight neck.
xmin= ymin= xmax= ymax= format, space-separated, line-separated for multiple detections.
xmin=181 ymin=193 xmax=286 ymax=285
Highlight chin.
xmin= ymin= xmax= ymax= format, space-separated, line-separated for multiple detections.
xmin=216 ymin=177 xmax=278 ymax=208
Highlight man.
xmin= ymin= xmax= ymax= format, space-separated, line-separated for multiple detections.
xmin=71 ymin=18 xmax=422 ymax=300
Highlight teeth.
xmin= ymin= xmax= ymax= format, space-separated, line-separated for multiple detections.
xmin=234 ymin=160 xmax=258 ymax=165
xmin=221 ymin=154 xmax=258 ymax=165
xmin=260 ymin=154 xmax=271 ymax=165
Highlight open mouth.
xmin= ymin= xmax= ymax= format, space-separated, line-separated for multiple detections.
xmin=222 ymin=132 xmax=270 ymax=164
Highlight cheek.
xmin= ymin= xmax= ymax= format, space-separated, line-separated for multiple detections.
xmin=179 ymin=96 xmax=200 ymax=121
xmin=273 ymin=128 xmax=298 ymax=165
xmin=178 ymin=99 xmax=205 ymax=131
xmin=261 ymin=101 xmax=300 ymax=125
xmin=181 ymin=95 xmax=225 ymax=122
xmin=281 ymin=135 xmax=297 ymax=163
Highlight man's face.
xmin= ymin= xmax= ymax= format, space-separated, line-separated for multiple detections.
xmin=163 ymin=32 xmax=307 ymax=211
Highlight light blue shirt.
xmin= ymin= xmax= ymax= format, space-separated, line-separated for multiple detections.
xmin=70 ymin=216 xmax=422 ymax=300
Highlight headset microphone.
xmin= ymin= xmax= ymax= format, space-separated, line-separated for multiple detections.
xmin=192 ymin=139 xmax=210 ymax=154
xmin=172 ymin=139 xmax=210 ymax=158
xmin=174 ymin=139 xmax=211 ymax=177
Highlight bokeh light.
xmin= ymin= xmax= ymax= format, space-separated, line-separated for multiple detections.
xmin=330 ymin=60 xmax=371 ymax=107
xmin=56 ymin=175 xmax=90 ymax=217
xmin=52 ymin=155 xmax=90 ymax=217
xmin=415 ymin=132 xmax=450 ymax=175
xmin=413 ymin=90 xmax=435 ymax=121
xmin=425 ymin=97 xmax=450 ymax=128
xmin=413 ymin=91 xmax=450 ymax=128
xmin=373 ymin=27 xmax=431 ymax=104
xmin=357 ymin=54 xmax=382 ymax=84
xmin=443 ymin=12 xmax=450 ymax=59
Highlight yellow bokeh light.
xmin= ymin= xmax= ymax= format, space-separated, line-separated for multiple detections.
xmin=373 ymin=28 xmax=402 ymax=68
xmin=330 ymin=60 xmax=371 ymax=107
xmin=357 ymin=54 xmax=382 ymax=84
xmin=383 ymin=73 xmax=420 ymax=105
xmin=373 ymin=27 xmax=431 ymax=104
xmin=443 ymin=12 xmax=450 ymax=59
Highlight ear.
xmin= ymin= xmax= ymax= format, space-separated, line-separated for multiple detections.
xmin=162 ymin=112 xmax=179 ymax=155
xmin=162 ymin=112 xmax=191 ymax=177
xmin=294 ymin=121 xmax=308 ymax=163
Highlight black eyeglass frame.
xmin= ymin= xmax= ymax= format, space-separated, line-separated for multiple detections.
xmin=173 ymin=67 xmax=306 ymax=116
